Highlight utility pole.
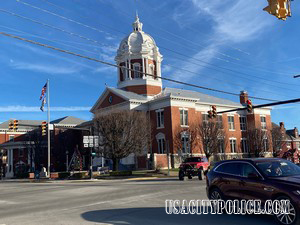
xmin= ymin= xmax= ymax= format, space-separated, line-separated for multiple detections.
xmin=89 ymin=126 xmax=93 ymax=179
xmin=47 ymin=79 xmax=51 ymax=178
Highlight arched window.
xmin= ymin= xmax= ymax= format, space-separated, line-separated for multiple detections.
xmin=133 ymin=63 xmax=141 ymax=78
xmin=149 ymin=64 xmax=155 ymax=77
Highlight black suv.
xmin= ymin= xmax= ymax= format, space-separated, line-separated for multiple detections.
xmin=206 ymin=158 xmax=300 ymax=225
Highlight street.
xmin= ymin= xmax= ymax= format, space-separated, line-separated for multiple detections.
xmin=0 ymin=178 xmax=275 ymax=225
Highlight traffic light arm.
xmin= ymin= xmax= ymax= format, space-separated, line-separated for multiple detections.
xmin=216 ymin=97 xmax=300 ymax=114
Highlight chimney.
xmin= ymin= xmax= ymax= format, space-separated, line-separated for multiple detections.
xmin=240 ymin=90 xmax=248 ymax=105
xmin=294 ymin=127 xmax=298 ymax=137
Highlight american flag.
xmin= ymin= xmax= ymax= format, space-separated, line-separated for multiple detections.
xmin=39 ymin=83 xmax=47 ymax=100
xmin=40 ymin=97 xmax=46 ymax=112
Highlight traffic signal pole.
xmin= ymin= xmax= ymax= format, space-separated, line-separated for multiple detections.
xmin=217 ymin=97 xmax=300 ymax=114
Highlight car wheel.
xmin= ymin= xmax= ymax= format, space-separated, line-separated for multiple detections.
xmin=188 ymin=175 xmax=193 ymax=179
xmin=198 ymin=170 xmax=204 ymax=180
xmin=274 ymin=196 xmax=299 ymax=225
xmin=209 ymin=188 xmax=224 ymax=200
xmin=178 ymin=171 xmax=184 ymax=181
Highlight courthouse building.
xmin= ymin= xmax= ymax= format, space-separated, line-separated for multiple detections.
xmin=90 ymin=15 xmax=273 ymax=169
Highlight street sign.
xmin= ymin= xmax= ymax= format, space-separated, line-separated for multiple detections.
xmin=83 ymin=136 xmax=99 ymax=148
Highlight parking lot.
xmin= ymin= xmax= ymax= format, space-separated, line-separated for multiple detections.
xmin=0 ymin=178 xmax=275 ymax=225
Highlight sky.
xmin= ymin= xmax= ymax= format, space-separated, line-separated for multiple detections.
xmin=0 ymin=0 xmax=300 ymax=129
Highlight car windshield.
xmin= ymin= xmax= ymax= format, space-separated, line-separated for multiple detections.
xmin=256 ymin=160 xmax=300 ymax=177
xmin=185 ymin=157 xmax=207 ymax=163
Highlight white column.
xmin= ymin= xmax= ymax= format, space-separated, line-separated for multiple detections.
xmin=129 ymin=58 xmax=132 ymax=80
xmin=125 ymin=60 xmax=129 ymax=80
xmin=142 ymin=57 xmax=145 ymax=79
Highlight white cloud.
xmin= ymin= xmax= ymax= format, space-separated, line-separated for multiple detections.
xmin=0 ymin=106 xmax=91 ymax=112
xmin=10 ymin=62 xmax=79 ymax=74
xmin=162 ymin=65 xmax=172 ymax=73
xmin=191 ymin=0 xmax=273 ymax=43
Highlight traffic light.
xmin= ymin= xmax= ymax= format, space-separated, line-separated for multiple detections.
xmin=207 ymin=110 xmax=213 ymax=119
xmin=41 ymin=121 xmax=47 ymax=136
xmin=8 ymin=121 xmax=13 ymax=131
xmin=212 ymin=105 xmax=217 ymax=118
xmin=13 ymin=120 xmax=18 ymax=131
xmin=263 ymin=0 xmax=291 ymax=20
xmin=246 ymin=99 xmax=253 ymax=113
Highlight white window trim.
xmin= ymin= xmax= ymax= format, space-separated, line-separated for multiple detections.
xmin=260 ymin=115 xmax=267 ymax=130
xmin=228 ymin=115 xmax=235 ymax=131
xmin=229 ymin=138 xmax=237 ymax=153
xmin=156 ymin=109 xmax=164 ymax=129
xmin=239 ymin=116 xmax=247 ymax=131
xmin=156 ymin=133 xmax=166 ymax=154
xmin=179 ymin=108 xmax=188 ymax=127
xmin=241 ymin=138 xmax=249 ymax=153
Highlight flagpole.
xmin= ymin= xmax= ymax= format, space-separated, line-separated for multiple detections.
xmin=47 ymin=79 xmax=51 ymax=178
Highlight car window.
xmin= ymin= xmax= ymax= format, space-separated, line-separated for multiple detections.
xmin=241 ymin=163 xmax=259 ymax=177
xmin=256 ymin=160 xmax=300 ymax=177
xmin=215 ymin=162 xmax=242 ymax=176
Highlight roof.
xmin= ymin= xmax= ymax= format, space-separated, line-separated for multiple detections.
xmin=160 ymin=88 xmax=242 ymax=107
xmin=109 ymin=87 xmax=148 ymax=101
xmin=51 ymin=116 xmax=87 ymax=125
xmin=0 ymin=120 xmax=43 ymax=130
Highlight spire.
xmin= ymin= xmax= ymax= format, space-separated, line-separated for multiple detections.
xmin=132 ymin=12 xmax=143 ymax=32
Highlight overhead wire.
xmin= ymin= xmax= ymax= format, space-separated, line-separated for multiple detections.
xmin=14 ymin=0 xmax=300 ymax=89
xmin=0 ymin=31 xmax=280 ymax=102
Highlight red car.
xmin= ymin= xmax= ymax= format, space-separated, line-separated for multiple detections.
xmin=179 ymin=157 xmax=209 ymax=180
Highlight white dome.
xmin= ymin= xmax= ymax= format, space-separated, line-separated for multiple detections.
xmin=115 ymin=15 xmax=161 ymax=61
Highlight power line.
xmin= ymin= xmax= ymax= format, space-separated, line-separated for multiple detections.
xmin=0 ymin=24 xmax=291 ymax=99
xmin=0 ymin=9 xmax=112 ymax=48
xmin=3 ymin=8 xmax=299 ymax=96
xmin=14 ymin=1 xmax=300 ymax=89
xmin=0 ymin=31 xmax=278 ymax=102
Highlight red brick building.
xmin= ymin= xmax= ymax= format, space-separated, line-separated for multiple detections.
xmin=91 ymin=15 xmax=273 ymax=169
xmin=0 ymin=117 xmax=87 ymax=178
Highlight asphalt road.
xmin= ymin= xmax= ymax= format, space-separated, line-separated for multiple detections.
xmin=0 ymin=178 xmax=276 ymax=225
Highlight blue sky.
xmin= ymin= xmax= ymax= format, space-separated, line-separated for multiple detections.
xmin=0 ymin=0 xmax=300 ymax=129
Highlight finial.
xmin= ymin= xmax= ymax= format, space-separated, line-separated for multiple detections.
xmin=132 ymin=12 xmax=143 ymax=32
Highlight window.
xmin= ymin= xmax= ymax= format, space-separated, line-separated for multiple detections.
xmin=230 ymin=139 xmax=237 ymax=153
xmin=133 ymin=64 xmax=141 ymax=78
xmin=180 ymin=109 xmax=188 ymax=126
xmin=241 ymin=163 xmax=259 ymax=177
xmin=121 ymin=66 xmax=126 ymax=80
xmin=156 ymin=109 xmax=164 ymax=128
xmin=240 ymin=116 xmax=247 ymax=131
xmin=158 ymin=138 xmax=165 ymax=154
xmin=215 ymin=162 xmax=242 ymax=176
xmin=228 ymin=115 xmax=235 ymax=130
xmin=202 ymin=113 xmax=209 ymax=123
xmin=218 ymin=139 xmax=225 ymax=153
xmin=261 ymin=116 xmax=267 ymax=130
xmin=181 ymin=133 xmax=190 ymax=154
xmin=241 ymin=139 xmax=249 ymax=153
xmin=217 ymin=115 xmax=223 ymax=128
xmin=19 ymin=149 xmax=24 ymax=157
xmin=9 ymin=135 xmax=14 ymax=142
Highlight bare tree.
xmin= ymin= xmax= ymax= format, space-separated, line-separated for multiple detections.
xmin=93 ymin=111 xmax=151 ymax=171
xmin=173 ymin=124 xmax=199 ymax=159
xmin=197 ymin=120 xmax=227 ymax=161
xmin=24 ymin=129 xmax=46 ymax=172
xmin=246 ymin=128 xmax=270 ymax=157
xmin=270 ymin=124 xmax=285 ymax=157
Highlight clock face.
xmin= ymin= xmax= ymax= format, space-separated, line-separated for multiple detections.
xmin=108 ymin=96 xmax=113 ymax=104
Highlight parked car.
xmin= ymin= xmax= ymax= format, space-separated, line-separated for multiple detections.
xmin=206 ymin=158 xmax=300 ymax=225
xmin=179 ymin=156 xmax=209 ymax=180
